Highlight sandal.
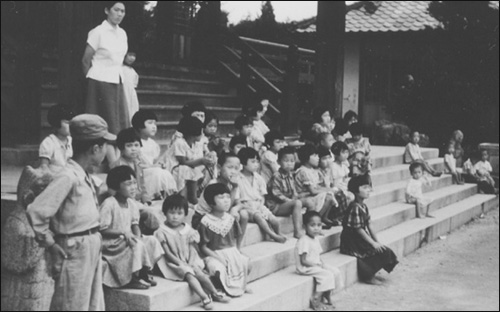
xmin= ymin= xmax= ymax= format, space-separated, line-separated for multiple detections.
xmin=201 ymin=297 xmax=214 ymax=310
xmin=126 ymin=279 xmax=150 ymax=290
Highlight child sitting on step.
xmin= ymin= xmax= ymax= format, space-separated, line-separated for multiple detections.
xmin=340 ymin=175 xmax=399 ymax=285
xmin=346 ymin=123 xmax=372 ymax=177
xmin=155 ymin=194 xmax=230 ymax=310
xmin=132 ymin=110 xmax=178 ymax=199
xmin=237 ymin=147 xmax=287 ymax=243
xmin=39 ymin=104 xmax=75 ymax=168
xmin=295 ymin=211 xmax=342 ymax=311
xmin=234 ymin=114 xmax=258 ymax=151
xmin=404 ymin=130 xmax=442 ymax=177
xmin=164 ymin=116 xmax=216 ymax=204
xmin=204 ymin=110 xmax=226 ymax=155
xmin=311 ymin=106 xmax=335 ymax=135
xmin=247 ymin=102 xmax=270 ymax=151
xmin=100 ymin=166 xmax=164 ymax=289
xmin=266 ymin=146 xmax=305 ymax=239
xmin=444 ymin=143 xmax=464 ymax=185
xmin=405 ymin=162 xmax=434 ymax=219
xmin=295 ymin=144 xmax=338 ymax=228
xmin=260 ymin=130 xmax=287 ymax=185
xmin=199 ymin=183 xmax=250 ymax=297
xmin=474 ymin=149 xmax=497 ymax=194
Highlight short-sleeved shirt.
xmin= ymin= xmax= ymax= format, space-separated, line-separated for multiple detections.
xmin=86 ymin=20 xmax=128 ymax=84
xmin=198 ymin=213 xmax=242 ymax=251
xmin=165 ymin=137 xmax=203 ymax=172
xmin=347 ymin=137 xmax=371 ymax=156
xmin=27 ymin=159 xmax=101 ymax=247
xmin=267 ymin=169 xmax=297 ymax=204
xmin=140 ymin=138 xmax=161 ymax=166
xmin=238 ymin=172 xmax=267 ymax=203
xmin=260 ymin=150 xmax=279 ymax=184
xmin=342 ymin=202 xmax=370 ymax=229
xmin=474 ymin=160 xmax=493 ymax=173
xmin=99 ymin=196 xmax=140 ymax=232
xmin=404 ymin=143 xmax=423 ymax=163
xmin=251 ymin=120 xmax=269 ymax=144
xmin=295 ymin=166 xmax=322 ymax=196
xmin=295 ymin=235 xmax=322 ymax=273
xmin=39 ymin=134 xmax=73 ymax=167
xmin=331 ymin=161 xmax=350 ymax=192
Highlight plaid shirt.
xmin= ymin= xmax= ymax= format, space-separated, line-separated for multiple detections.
xmin=268 ymin=168 xmax=298 ymax=203
xmin=343 ymin=202 xmax=370 ymax=229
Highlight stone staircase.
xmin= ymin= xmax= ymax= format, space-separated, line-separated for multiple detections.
xmin=103 ymin=146 xmax=499 ymax=311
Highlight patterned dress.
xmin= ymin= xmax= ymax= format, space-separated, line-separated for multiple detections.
xmin=340 ymin=202 xmax=398 ymax=280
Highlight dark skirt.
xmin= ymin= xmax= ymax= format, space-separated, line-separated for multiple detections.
xmin=340 ymin=227 xmax=398 ymax=280
xmin=85 ymin=78 xmax=130 ymax=135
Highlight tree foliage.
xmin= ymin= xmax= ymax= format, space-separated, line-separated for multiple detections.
xmin=389 ymin=1 xmax=499 ymax=149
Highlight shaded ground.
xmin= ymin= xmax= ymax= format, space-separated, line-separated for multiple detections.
xmin=312 ymin=206 xmax=499 ymax=311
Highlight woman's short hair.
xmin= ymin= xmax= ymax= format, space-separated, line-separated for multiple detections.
xmin=131 ymin=110 xmax=158 ymax=130
xmin=343 ymin=110 xmax=358 ymax=123
xmin=106 ymin=165 xmax=136 ymax=191
xmin=116 ymin=128 xmax=142 ymax=150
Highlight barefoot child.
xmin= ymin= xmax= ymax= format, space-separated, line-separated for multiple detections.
xmin=122 ymin=51 xmax=139 ymax=118
xmin=238 ymin=147 xmax=287 ymax=243
xmin=199 ymin=183 xmax=250 ymax=297
xmin=295 ymin=211 xmax=342 ymax=311
xmin=340 ymin=175 xmax=399 ymax=284
xmin=474 ymin=149 xmax=497 ymax=194
xmin=406 ymin=162 xmax=433 ymax=219
xmin=266 ymin=146 xmax=304 ymax=239
xmin=100 ymin=166 xmax=164 ymax=289
xmin=155 ymin=194 xmax=229 ymax=309
xmin=295 ymin=144 xmax=338 ymax=228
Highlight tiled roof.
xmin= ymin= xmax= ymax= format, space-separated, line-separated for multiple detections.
xmin=296 ymin=1 xmax=442 ymax=33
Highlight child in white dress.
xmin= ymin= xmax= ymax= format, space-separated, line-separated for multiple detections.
xmin=405 ymin=163 xmax=434 ymax=219
xmin=122 ymin=52 xmax=139 ymax=118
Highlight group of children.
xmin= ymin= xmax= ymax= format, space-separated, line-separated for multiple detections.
xmin=36 ymin=99 xmax=496 ymax=311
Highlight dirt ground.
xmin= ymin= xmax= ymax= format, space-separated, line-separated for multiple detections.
xmin=313 ymin=206 xmax=500 ymax=311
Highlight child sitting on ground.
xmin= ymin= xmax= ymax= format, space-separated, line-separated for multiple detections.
xmin=193 ymin=152 xmax=249 ymax=240
xmin=39 ymin=104 xmax=75 ymax=168
xmin=260 ymin=130 xmax=287 ymax=185
xmin=164 ymin=117 xmax=216 ymax=204
xmin=199 ymin=183 xmax=250 ymax=297
xmin=122 ymin=51 xmax=139 ymax=118
xmin=100 ymin=166 xmax=164 ymax=289
xmin=237 ymin=147 xmax=287 ymax=243
xmin=132 ymin=110 xmax=178 ymax=199
xmin=234 ymin=114 xmax=258 ymax=151
xmin=295 ymin=144 xmax=338 ymax=228
xmin=405 ymin=162 xmax=434 ymax=219
xmin=295 ymin=211 xmax=342 ymax=311
xmin=444 ymin=143 xmax=464 ymax=185
xmin=340 ymin=175 xmax=399 ymax=285
xmin=155 ymin=194 xmax=230 ymax=310
xmin=266 ymin=146 xmax=305 ymax=239
xmin=404 ymin=130 xmax=442 ymax=177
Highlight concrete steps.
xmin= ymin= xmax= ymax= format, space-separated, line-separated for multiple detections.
xmin=181 ymin=194 xmax=498 ymax=311
xmin=104 ymin=146 xmax=488 ymax=311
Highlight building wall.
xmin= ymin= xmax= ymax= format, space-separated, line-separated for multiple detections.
xmin=342 ymin=41 xmax=360 ymax=116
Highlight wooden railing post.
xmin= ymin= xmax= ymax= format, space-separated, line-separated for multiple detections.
xmin=283 ymin=44 xmax=300 ymax=135
xmin=239 ymin=49 xmax=251 ymax=112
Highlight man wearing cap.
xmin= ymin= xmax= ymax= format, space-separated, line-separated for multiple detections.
xmin=27 ymin=114 xmax=115 ymax=311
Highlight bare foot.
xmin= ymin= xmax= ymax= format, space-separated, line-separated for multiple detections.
xmin=274 ymin=235 xmax=287 ymax=243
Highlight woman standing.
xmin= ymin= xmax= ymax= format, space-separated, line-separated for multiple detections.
xmin=82 ymin=1 xmax=129 ymax=135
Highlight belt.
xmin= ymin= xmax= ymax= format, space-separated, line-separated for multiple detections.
xmin=55 ymin=226 xmax=100 ymax=239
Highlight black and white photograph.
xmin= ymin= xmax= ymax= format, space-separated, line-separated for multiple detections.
xmin=1 ymin=1 xmax=498 ymax=311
